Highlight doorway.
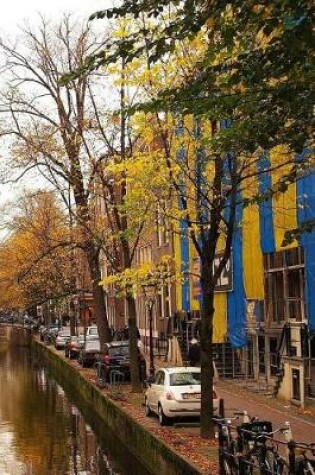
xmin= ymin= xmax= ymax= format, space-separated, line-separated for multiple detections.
xmin=258 ymin=336 xmax=266 ymax=375
xmin=292 ymin=368 xmax=301 ymax=401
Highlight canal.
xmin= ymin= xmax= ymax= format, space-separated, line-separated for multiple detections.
xmin=0 ymin=342 xmax=151 ymax=475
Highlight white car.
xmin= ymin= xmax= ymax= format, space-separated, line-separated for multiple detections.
xmin=55 ymin=329 xmax=71 ymax=350
xmin=144 ymin=366 xmax=219 ymax=425
xmin=86 ymin=326 xmax=98 ymax=337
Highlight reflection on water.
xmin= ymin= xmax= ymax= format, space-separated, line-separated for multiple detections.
xmin=0 ymin=344 xmax=149 ymax=475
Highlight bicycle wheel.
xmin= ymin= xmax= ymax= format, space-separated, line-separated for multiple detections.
xmin=265 ymin=450 xmax=289 ymax=475
xmin=243 ymin=453 xmax=260 ymax=475
xmin=221 ymin=454 xmax=239 ymax=475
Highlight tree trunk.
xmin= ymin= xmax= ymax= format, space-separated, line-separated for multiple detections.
xmin=200 ymin=265 xmax=215 ymax=439
xmin=126 ymin=294 xmax=142 ymax=392
xmin=86 ymin=244 xmax=110 ymax=350
xmin=69 ymin=312 xmax=76 ymax=336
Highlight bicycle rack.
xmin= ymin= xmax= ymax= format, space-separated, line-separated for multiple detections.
xmin=109 ymin=370 xmax=125 ymax=400
xmin=95 ymin=362 xmax=107 ymax=388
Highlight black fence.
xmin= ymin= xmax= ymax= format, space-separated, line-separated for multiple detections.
xmin=142 ymin=335 xmax=168 ymax=357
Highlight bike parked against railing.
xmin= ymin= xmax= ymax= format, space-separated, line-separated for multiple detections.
xmin=214 ymin=411 xmax=260 ymax=474
xmin=239 ymin=423 xmax=291 ymax=474
xmin=291 ymin=442 xmax=315 ymax=475
xmin=214 ymin=411 xmax=315 ymax=475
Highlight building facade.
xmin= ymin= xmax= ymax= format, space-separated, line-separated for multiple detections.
xmin=92 ymin=141 xmax=314 ymax=406
xmin=173 ymin=162 xmax=315 ymax=406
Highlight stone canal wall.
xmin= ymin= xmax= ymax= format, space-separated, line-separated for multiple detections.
xmin=32 ymin=339 xmax=203 ymax=475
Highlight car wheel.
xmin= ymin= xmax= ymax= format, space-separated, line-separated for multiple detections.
xmin=144 ymin=398 xmax=152 ymax=417
xmin=158 ymin=404 xmax=171 ymax=426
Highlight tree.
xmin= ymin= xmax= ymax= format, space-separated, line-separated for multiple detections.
xmin=89 ymin=1 xmax=313 ymax=153
xmin=0 ymin=16 xmax=114 ymax=347
xmin=93 ymin=49 xmax=170 ymax=391
xmin=0 ymin=191 xmax=73 ymax=314
xmin=83 ymin=1 xmax=314 ymax=438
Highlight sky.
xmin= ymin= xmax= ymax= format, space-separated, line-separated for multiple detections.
xmin=0 ymin=0 xmax=111 ymax=34
xmin=0 ymin=1 xmax=113 ymax=237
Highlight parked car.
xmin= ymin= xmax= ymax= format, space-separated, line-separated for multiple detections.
xmin=55 ymin=329 xmax=71 ymax=350
xmin=66 ymin=335 xmax=98 ymax=359
xmin=86 ymin=326 xmax=98 ymax=337
xmin=78 ymin=339 xmax=101 ymax=367
xmin=97 ymin=341 xmax=146 ymax=383
xmin=64 ymin=336 xmax=81 ymax=358
xmin=28 ymin=318 xmax=40 ymax=331
xmin=40 ymin=324 xmax=58 ymax=343
xmin=144 ymin=366 xmax=219 ymax=426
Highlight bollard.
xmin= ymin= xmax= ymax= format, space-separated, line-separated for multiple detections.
xmin=288 ymin=440 xmax=296 ymax=475
xmin=217 ymin=398 xmax=226 ymax=475
xmin=218 ymin=424 xmax=225 ymax=475
xmin=219 ymin=398 xmax=225 ymax=418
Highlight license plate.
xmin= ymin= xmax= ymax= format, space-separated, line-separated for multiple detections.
xmin=183 ymin=393 xmax=201 ymax=400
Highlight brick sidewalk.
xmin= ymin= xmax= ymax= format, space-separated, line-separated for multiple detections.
xmin=217 ymin=379 xmax=315 ymax=444
xmin=151 ymin=355 xmax=315 ymax=444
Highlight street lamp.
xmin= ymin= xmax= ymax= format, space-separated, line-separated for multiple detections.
xmin=142 ymin=282 xmax=157 ymax=377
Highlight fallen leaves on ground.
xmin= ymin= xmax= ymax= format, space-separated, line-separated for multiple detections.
xmin=67 ymin=357 xmax=218 ymax=474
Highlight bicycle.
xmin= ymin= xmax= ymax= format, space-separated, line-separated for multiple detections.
xmin=240 ymin=423 xmax=292 ymax=475
xmin=214 ymin=411 xmax=266 ymax=474
xmin=292 ymin=442 xmax=315 ymax=475
xmin=214 ymin=416 xmax=240 ymax=475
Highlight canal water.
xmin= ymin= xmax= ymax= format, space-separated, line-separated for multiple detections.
xmin=0 ymin=342 xmax=151 ymax=475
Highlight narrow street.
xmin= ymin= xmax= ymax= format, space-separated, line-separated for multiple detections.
xmin=217 ymin=380 xmax=315 ymax=444
xmin=148 ymin=356 xmax=315 ymax=445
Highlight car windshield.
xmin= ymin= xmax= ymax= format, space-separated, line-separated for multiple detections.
xmin=86 ymin=335 xmax=99 ymax=341
xmin=88 ymin=328 xmax=98 ymax=335
xmin=108 ymin=346 xmax=129 ymax=357
xmin=85 ymin=340 xmax=100 ymax=350
xmin=169 ymin=372 xmax=201 ymax=386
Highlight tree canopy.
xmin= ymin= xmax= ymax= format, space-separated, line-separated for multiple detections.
xmin=88 ymin=1 xmax=313 ymax=157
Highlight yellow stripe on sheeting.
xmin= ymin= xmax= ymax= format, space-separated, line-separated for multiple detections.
xmin=242 ymin=204 xmax=265 ymax=299
xmin=213 ymin=292 xmax=227 ymax=343
xmin=211 ymin=231 xmax=227 ymax=342
xmin=241 ymin=169 xmax=264 ymax=299
xmin=273 ymin=184 xmax=298 ymax=250
xmin=270 ymin=146 xmax=298 ymax=250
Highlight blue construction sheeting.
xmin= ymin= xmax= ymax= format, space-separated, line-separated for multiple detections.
xmin=258 ymin=154 xmax=276 ymax=253
xmin=227 ymin=201 xmax=247 ymax=348
xmin=296 ymin=165 xmax=315 ymax=331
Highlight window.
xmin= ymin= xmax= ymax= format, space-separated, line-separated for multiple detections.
xmin=137 ymin=245 xmax=152 ymax=265
xmin=264 ymin=248 xmax=305 ymax=323
xmin=292 ymin=369 xmax=301 ymax=401
xmin=108 ymin=346 xmax=129 ymax=357
xmin=154 ymin=371 xmax=165 ymax=385
xmin=170 ymin=372 xmax=201 ymax=386
xmin=269 ymin=337 xmax=279 ymax=376
xmin=156 ymin=203 xmax=169 ymax=247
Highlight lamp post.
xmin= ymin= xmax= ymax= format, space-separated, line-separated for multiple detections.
xmin=143 ymin=282 xmax=157 ymax=377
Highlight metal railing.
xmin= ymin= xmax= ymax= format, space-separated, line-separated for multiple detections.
xmin=142 ymin=335 xmax=168 ymax=357
xmin=215 ymin=417 xmax=315 ymax=475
